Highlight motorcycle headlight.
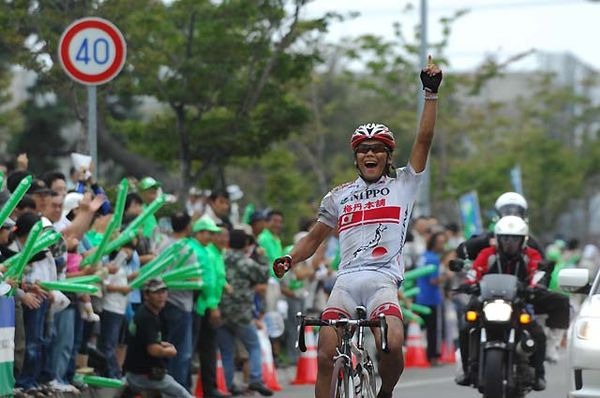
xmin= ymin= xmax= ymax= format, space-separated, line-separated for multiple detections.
xmin=483 ymin=300 xmax=512 ymax=322
xmin=576 ymin=319 xmax=600 ymax=340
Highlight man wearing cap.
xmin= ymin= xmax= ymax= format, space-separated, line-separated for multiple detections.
xmin=28 ymin=178 xmax=53 ymax=215
xmin=188 ymin=216 xmax=230 ymax=398
xmin=123 ymin=279 xmax=193 ymax=398
xmin=138 ymin=177 xmax=162 ymax=242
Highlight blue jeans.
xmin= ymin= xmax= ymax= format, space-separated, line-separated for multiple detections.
xmin=97 ymin=310 xmax=124 ymax=379
xmin=126 ymin=372 xmax=193 ymax=398
xmin=16 ymin=299 xmax=49 ymax=390
xmin=41 ymin=307 xmax=75 ymax=384
xmin=217 ymin=323 xmax=263 ymax=389
xmin=162 ymin=302 xmax=193 ymax=390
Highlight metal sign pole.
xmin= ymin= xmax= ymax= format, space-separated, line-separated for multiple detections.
xmin=87 ymin=85 xmax=98 ymax=175
xmin=415 ymin=0 xmax=430 ymax=217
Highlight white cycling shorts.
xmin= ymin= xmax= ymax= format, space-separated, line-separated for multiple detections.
xmin=321 ymin=271 xmax=403 ymax=321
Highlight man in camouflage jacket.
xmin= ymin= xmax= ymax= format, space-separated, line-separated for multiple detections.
xmin=217 ymin=230 xmax=273 ymax=396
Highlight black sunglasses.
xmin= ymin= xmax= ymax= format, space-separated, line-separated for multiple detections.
xmin=355 ymin=143 xmax=389 ymax=154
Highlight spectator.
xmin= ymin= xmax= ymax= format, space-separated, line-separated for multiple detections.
xmin=257 ymin=210 xmax=284 ymax=272
xmin=217 ymin=230 xmax=273 ymax=396
xmin=137 ymin=177 xmax=161 ymax=242
xmin=42 ymin=171 xmax=67 ymax=198
xmin=124 ymin=194 xmax=156 ymax=265
xmin=188 ymin=216 xmax=230 ymax=398
xmin=123 ymin=279 xmax=193 ymax=398
xmin=415 ymin=230 xmax=447 ymax=366
xmin=204 ymin=189 xmax=232 ymax=230
xmin=14 ymin=212 xmax=57 ymax=395
xmin=186 ymin=187 xmax=207 ymax=220
xmin=160 ymin=211 xmax=196 ymax=390
xmin=98 ymin=245 xmax=134 ymax=379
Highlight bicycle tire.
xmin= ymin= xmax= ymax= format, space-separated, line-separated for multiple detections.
xmin=330 ymin=357 xmax=352 ymax=398
xmin=362 ymin=363 xmax=377 ymax=398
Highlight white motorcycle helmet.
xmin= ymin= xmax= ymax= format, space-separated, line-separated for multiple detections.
xmin=494 ymin=192 xmax=528 ymax=219
xmin=494 ymin=215 xmax=528 ymax=256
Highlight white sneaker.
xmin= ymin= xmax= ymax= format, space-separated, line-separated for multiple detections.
xmin=48 ymin=379 xmax=74 ymax=392
xmin=87 ymin=312 xmax=100 ymax=322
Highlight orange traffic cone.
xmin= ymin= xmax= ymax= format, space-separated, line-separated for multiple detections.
xmin=404 ymin=322 xmax=430 ymax=368
xmin=257 ymin=328 xmax=282 ymax=391
xmin=292 ymin=327 xmax=318 ymax=385
xmin=216 ymin=350 xmax=231 ymax=395
xmin=194 ymin=371 xmax=204 ymax=398
xmin=440 ymin=340 xmax=456 ymax=364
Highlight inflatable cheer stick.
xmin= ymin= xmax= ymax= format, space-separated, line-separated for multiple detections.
xmin=104 ymin=194 xmax=166 ymax=253
xmin=0 ymin=175 xmax=31 ymax=229
xmin=39 ymin=280 xmax=99 ymax=295
xmin=165 ymin=280 xmax=204 ymax=291
xmin=404 ymin=264 xmax=437 ymax=281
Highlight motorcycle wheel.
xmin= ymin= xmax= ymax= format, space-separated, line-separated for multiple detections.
xmin=482 ymin=348 xmax=506 ymax=398
xmin=330 ymin=357 xmax=351 ymax=398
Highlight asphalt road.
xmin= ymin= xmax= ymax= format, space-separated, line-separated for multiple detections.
xmin=274 ymin=354 xmax=569 ymax=398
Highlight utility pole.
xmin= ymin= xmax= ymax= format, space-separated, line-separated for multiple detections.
xmin=415 ymin=0 xmax=430 ymax=216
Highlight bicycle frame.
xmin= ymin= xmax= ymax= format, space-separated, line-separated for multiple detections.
xmin=296 ymin=306 xmax=388 ymax=398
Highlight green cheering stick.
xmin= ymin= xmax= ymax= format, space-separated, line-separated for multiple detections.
xmin=401 ymin=307 xmax=424 ymax=326
xmin=161 ymin=264 xmax=202 ymax=283
xmin=39 ymin=280 xmax=99 ymax=295
xmin=104 ymin=194 xmax=166 ymax=254
xmin=409 ymin=303 xmax=432 ymax=315
xmin=65 ymin=275 xmax=102 ymax=284
xmin=5 ymin=220 xmax=43 ymax=282
xmin=165 ymin=280 xmax=204 ymax=290
xmin=129 ymin=240 xmax=185 ymax=289
xmin=0 ymin=175 xmax=32 ymax=228
xmin=79 ymin=375 xmax=124 ymax=389
xmin=80 ymin=179 xmax=129 ymax=267
xmin=4 ymin=230 xmax=62 ymax=270
xmin=403 ymin=264 xmax=437 ymax=281
xmin=129 ymin=254 xmax=175 ymax=289
xmin=401 ymin=287 xmax=420 ymax=299
xmin=112 ymin=178 xmax=129 ymax=232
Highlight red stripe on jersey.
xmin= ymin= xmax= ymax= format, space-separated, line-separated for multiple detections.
xmin=338 ymin=206 xmax=401 ymax=232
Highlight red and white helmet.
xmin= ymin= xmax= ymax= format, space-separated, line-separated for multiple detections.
xmin=350 ymin=123 xmax=396 ymax=151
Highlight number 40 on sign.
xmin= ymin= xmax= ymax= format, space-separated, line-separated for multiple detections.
xmin=58 ymin=17 xmax=127 ymax=86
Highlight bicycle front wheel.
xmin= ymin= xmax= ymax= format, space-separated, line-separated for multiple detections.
xmin=361 ymin=364 xmax=377 ymax=398
xmin=330 ymin=357 xmax=352 ymax=398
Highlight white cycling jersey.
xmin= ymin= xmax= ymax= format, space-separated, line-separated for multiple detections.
xmin=318 ymin=165 xmax=422 ymax=283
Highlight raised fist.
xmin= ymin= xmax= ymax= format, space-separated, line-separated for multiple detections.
xmin=420 ymin=55 xmax=443 ymax=93
xmin=273 ymin=255 xmax=292 ymax=278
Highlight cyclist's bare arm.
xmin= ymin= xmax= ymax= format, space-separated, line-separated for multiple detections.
xmin=273 ymin=221 xmax=332 ymax=278
xmin=409 ymin=96 xmax=437 ymax=173
xmin=290 ymin=221 xmax=332 ymax=265
xmin=409 ymin=55 xmax=442 ymax=173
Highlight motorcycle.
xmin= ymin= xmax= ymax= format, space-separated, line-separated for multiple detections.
xmin=450 ymin=259 xmax=538 ymax=398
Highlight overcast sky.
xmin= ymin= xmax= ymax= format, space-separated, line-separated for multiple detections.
xmin=304 ymin=0 xmax=599 ymax=71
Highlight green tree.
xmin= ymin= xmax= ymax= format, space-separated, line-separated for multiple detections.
xmin=0 ymin=0 xmax=334 ymax=193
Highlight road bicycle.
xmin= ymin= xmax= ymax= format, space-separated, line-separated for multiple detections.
xmin=296 ymin=306 xmax=389 ymax=398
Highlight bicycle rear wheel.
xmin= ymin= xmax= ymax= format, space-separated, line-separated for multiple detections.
xmin=330 ymin=357 xmax=352 ymax=398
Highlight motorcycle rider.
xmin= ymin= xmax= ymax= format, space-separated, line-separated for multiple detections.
xmin=454 ymin=192 xmax=570 ymax=372
xmin=455 ymin=192 xmax=545 ymax=260
xmin=455 ymin=215 xmax=547 ymax=391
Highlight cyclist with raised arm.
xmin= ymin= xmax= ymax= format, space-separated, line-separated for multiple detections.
xmin=273 ymin=57 xmax=442 ymax=398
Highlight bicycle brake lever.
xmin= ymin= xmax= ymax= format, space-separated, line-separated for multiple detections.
xmin=296 ymin=312 xmax=307 ymax=352
xmin=379 ymin=314 xmax=389 ymax=353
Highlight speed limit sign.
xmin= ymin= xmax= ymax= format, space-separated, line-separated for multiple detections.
xmin=58 ymin=17 xmax=127 ymax=85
